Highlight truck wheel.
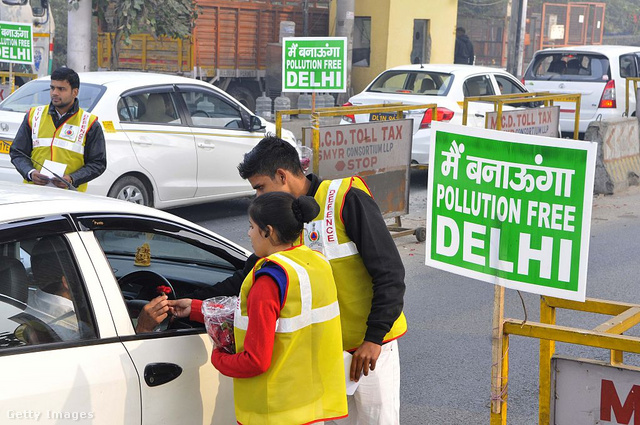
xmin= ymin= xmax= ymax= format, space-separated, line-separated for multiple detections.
xmin=228 ymin=86 xmax=256 ymax=112
xmin=108 ymin=176 xmax=152 ymax=207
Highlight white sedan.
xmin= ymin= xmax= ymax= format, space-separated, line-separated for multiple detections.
xmin=342 ymin=64 xmax=529 ymax=165
xmin=0 ymin=72 xmax=296 ymax=209
xmin=0 ymin=183 xmax=247 ymax=423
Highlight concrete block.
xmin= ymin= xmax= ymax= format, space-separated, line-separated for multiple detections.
xmin=585 ymin=118 xmax=640 ymax=195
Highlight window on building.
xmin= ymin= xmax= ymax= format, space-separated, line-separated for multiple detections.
xmin=354 ymin=17 xmax=371 ymax=67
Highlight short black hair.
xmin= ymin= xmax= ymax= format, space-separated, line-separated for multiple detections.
xmin=51 ymin=67 xmax=80 ymax=90
xmin=249 ymin=192 xmax=320 ymax=244
xmin=238 ymin=135 xmax=303 ymax=180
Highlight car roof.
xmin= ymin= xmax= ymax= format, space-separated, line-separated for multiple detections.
xmin=383 ymin=63 xmax=513 ymax=76
xmin=536 ymin=45 xmax=640 ymax=56
xmin=35 ymin=71 xmax=214 ymax=90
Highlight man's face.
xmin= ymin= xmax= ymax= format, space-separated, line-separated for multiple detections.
xmin=50 ymin=79 xmax=78 ymax=110
xmin=248 ymin=173 xmax=289 ymax=197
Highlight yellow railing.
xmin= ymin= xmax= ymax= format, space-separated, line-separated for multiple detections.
xmin=462 ymin=92 xmax=582 ymax=139
xmin=624 ymin=77 xmax=640 ymax=117
xmin=491 ymin=295 xmax=640 ymax=425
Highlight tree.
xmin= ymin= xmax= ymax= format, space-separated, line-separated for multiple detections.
xmin=92 ymin=0 xmax=198 ymax=69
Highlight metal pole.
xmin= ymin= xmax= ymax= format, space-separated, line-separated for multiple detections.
xmin=516 ymin=0 xmax=529 ymax=78
xmin=67 ymin=0 xmax=92 ymax=71
xmin=335 ymin=0 xmax=354 ymax=105
xmin=303 ymin=0 xmax=309 ymax=37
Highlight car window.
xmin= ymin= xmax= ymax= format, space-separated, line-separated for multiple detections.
xmin=367 ymin=71 xmax=454 ymax=96
xmin=0 ymin=81 xmax=106 ymax=113
xmin=495 ymin=75 xmax=526 ymax=95
xmin=525 ymin=53 xmax=611 ymax=81
xmin=620 ymin=54 xmax=639 ymax=78
xmin=463 ymin=75 xmax=495 ymax=97
xmin=179 ymin=88 xmax=244 ymax=129
xmin=0 ymin=235 xmax=97 ymax=350
xmin=119 ymin=91 xmax=182 ymax=125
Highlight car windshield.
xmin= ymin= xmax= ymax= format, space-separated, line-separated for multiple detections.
xmin=367 ymin=71 xmax=454 ymax=96
xmin=525 ymin=53 xmax=611 ymax=82
xmin=0 ymin=81 xmax=106 ymax=113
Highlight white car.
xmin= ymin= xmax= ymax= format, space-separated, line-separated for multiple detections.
xmin=523 ymin=45 xmax=640 ymax=137
xmin=0 ymin=183 xmax=248 ymax=424
xmin=0 ymin=72 xmax=297 ymax=209
xmin=341 ymin=64 xmax=529 ymax=165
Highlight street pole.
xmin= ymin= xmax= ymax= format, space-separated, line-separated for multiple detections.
xmin=516 ymin=0 xmax=529 ymax=78
xmin=303 ymin=0 xmax=309 ymax=37
xmin=67 ymin=0 xmax=92 ymax=71
xmin=335 ymin=0 xmax=354 ymax=105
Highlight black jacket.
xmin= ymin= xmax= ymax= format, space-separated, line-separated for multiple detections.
xmin=189 ymin=173 xmax=406 ymax=346
xmin=10 ymin=99 xmax=106 ymax=187
xmin=454 ymin=34 xmax=475 ymax=65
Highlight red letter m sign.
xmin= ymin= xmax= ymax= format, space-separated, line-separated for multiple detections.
xmin=601 ymin=379 xmax=640 ymax=424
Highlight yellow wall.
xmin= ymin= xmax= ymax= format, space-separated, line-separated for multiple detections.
xmin=330 ymin=0 xmax=459 ymax=94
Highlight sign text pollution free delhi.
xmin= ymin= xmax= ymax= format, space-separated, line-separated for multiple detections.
xmin=0 ymin=21 xmax=33 ymax=65
xmin=425 ymin=123 xmax=597 ymax=301
xmin=282 ymin=37 xmax=346 ymax=92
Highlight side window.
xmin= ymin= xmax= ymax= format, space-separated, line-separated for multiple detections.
xmin=120 ymin=91 xmax=181 ymax=125
xmin=494 ymin=75 xmax=525 ymax=95
xmin=179 ymin=89 xmax=243 ymax=129
xmin=463 ymin=75 xmax=495 ymax=97
xmin=620 ymin=54 xmax=638 ymax=78
xmin=0 ymin=235 xmax=97 ymax=350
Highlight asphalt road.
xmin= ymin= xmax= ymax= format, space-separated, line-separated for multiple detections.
xmin=172 ymin=171 xmax=640 ymax=425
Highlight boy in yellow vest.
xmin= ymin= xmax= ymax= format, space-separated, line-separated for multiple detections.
xmin=10 ymin=67 xmax=106 ymax=192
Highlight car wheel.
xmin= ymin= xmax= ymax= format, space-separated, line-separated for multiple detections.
xmin=228 ymin=86 xmax=256 ymax=112
xmin=108 ymin=176 xmax=152 ymax=207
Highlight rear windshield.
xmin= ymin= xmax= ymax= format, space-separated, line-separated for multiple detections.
xmin=367 ymin=71 xmax=454 ymax=96
xmin=525 ymin=53 xmax=611 ymax=82
xmin=0 ymin=81 xmax=105 ymax=113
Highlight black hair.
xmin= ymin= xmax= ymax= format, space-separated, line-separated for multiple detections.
xmin=51 ymin=67 xmax=80 ymax=90
xmin=456 ymin=27 xmax=466 ymax=34
xmin=238 ymin=135 xmax=304 ymax=180
xmin=248 ymin=192 xmax=320 ymax=244
xmin=31 ymin=236 xmax=75 ymax=294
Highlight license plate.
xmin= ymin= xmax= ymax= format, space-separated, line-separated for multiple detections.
xmin=0 ymin=140 xmax=12 ymax=154
xmin=369 ymin=112 xmax=402 ymax=122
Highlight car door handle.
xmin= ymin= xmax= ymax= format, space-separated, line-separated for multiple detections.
xmin=132 ymin=139 xmax=152 ymax=146
xmin=144 ymin=362 xmax=182 ymax=387
xmin=475 ymin=113 xmax=484 ymax=118
xmin=197 ymin=141 xmax=215 ymax=149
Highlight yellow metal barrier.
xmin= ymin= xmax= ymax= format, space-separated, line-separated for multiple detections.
xmin=624 ymin=77 xmax=640 ymax=117
xmin=490 ymin=295 xmax=640 ymax=425
xmin=0 ymin=71 xmax=39 ymax=95
xmin=462 ymin=92 xmax=581 ymax=140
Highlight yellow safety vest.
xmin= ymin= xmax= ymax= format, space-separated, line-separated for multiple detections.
xmin=234 ymin=245 xmax=347 ymax=425
xmin=302 ymin=177 xmax=408 ymax=351
xmin=27 ymin=104 xmax=98 ymax=192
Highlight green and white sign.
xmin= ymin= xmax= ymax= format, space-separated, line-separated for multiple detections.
xmin=0 ymin=21 xmax=33 ymax=65
xmin=425 ymin=123 xmax=597 ymax=301
xmin=282 ymin=37 xmax=347 ymax=93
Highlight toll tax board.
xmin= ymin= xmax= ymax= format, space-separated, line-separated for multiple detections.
xmin=425 ymin=123 xmax=597 ymax=302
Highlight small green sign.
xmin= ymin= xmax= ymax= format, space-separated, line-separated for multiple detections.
xmin=425 ymin=123 xmax=597 ymax=301
xmin=282 ymin=37 xmax=347 ymax=93
xmin=0 ymin=21 xmax=33 ymax=65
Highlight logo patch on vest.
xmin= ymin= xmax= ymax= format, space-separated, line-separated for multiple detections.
xmin=59 ymin=124 xmax=79 ymax=142
xmin=304 ymin=221 xmax=324 ymax=254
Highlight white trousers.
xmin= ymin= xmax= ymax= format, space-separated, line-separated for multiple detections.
xmin=328 ymin=339 xmax=401 ymax=425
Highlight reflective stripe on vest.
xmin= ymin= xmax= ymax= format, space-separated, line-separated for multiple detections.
xmin=31 ymin=105 xmax=92 ymax=156
xmin=234 ymin=252 xmax=340 ymax=333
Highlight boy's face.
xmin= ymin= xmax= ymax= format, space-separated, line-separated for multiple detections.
xmin=248 ymin=170 xmax=291 ymax=197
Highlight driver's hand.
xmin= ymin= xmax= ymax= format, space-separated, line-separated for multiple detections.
xmin=167 ymin=298 xmax=193 ymax=319
xmin=135 ymin=294 xmax=169 ymax=333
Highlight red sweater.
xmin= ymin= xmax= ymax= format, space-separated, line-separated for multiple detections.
xmin=191 ymin=275 xmax=281 ymax=378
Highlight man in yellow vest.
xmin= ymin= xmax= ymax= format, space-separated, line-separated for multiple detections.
xmin=237 ymin=136 xmax=407 ymax=425
xmin=10 ymin=67 xmax=106 ymax=192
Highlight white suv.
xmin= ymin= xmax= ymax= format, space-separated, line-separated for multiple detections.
xmin=523 ymin=45 xmax=640 ymax=137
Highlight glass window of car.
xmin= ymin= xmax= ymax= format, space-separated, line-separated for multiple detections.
xmin=494 ymin=74 xmax=526 ymax=95
xmin=179 ymin=88 xmax=244 ymax=129
xmin=463 ymin=75 xmax=495 ymax=97
xmin=0 ymin=81 xmax=106 ymax=113
xmin=620 ymin=54 xmax=638 ymax=78
xmin=0 ymin=235 xmax=97 ymax=350
xmin=119 ymin=91 xmax=181 ymax=125
xmin=526 ymin=53 xmax=611 ymax=81
xmin=368 ymin=71 xmax=453 ymax=96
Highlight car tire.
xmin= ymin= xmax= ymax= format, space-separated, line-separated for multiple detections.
xmin=228 ymin=86 xmax=256 ymax=112
xmin=108 ymin=176 xmax=152 ymax=207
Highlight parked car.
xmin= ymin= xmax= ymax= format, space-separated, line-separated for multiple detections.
xmin=0 ymin=72 xmax=297 ymax=209
xmin=341 ymin=64 xmax=529 ymax=165
xmin=0 ymin=183 xmax=248 ymax=423
xmin=522 ymin=45 xmax=640 ymax=137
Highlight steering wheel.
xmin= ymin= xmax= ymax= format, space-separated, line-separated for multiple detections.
xmin=118 ymin=270 xmax=175 ymax=332
xmin=192 ymin=110 xmax=211 ymax=118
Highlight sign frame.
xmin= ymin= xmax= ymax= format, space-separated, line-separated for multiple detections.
xmin=0 ymin=21 xmax=34 ymax=65
xmin=282 ymin=37 xmax=347 ymax=93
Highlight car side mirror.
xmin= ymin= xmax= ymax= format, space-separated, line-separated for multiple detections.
xmin=249 ymin=115 xmax=265 ymax=132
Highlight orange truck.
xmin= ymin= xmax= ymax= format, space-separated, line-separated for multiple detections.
xmin=97 ymin=0 xmax=330 ymax=111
